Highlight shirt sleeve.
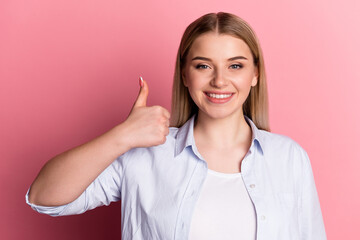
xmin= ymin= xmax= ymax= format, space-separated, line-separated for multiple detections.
xmin=296 ymin=146 xmax=327 ymax=240
xmin=25 ymin=152 xmax=126 ymax=217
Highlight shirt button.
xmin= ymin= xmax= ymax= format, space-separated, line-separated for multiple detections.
xmin=250 ymin=184 xmax=256 ymax=188
xmin=261 ymin=215 xmax=266 ymax=220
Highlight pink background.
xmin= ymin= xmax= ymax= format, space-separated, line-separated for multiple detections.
xmin=1 ymin=0 xmax=359 ymax=239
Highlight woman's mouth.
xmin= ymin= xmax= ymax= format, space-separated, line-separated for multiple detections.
xmin=204 ymin=92 xmax=234 ymax=103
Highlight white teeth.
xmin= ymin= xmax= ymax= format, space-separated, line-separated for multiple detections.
xmin=206 ymin=93 xmax=232 ymax=99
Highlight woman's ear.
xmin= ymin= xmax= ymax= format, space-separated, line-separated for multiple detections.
xmin=251 ymin=66 xmax=259 ymax=87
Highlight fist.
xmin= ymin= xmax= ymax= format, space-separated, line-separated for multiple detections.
xmin=123 ymin=77 xmax=171 ymax=148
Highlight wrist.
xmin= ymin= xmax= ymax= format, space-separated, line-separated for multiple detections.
xmin=110 ymin=122 xmax=134 ymax=152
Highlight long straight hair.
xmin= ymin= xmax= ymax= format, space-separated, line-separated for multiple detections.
xmin=170 ymin=12 xmax=270 ymax=131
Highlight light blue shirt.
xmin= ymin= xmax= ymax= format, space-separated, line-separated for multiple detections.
xmin=26 ymin=114 xmax=326 ymax=240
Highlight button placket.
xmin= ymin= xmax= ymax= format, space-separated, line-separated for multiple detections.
xmin=175 ymin=160 xmax=207 ymax=240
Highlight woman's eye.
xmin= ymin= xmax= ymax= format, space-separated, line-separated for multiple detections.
xmin=195 ymin=64 xmax=210 ymax=69
xmin=230 ymin=64 xmax=243 ymax=69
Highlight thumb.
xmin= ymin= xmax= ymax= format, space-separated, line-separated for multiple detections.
xmin=133 ymin=76 xmax=149 ymax=108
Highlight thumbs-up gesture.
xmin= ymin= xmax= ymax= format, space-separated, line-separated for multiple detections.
xmin=122 ymin=77 xmax=171 ymax=149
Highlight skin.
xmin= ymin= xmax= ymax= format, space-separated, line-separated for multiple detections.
xmin=182 ymin=32 xmax=258 ymax=173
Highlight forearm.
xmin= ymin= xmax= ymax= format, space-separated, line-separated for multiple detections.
xmin=28 ymin=79 xmax=170 ymax=207
xmin=28 ymin=123 xmax=131 ymax=206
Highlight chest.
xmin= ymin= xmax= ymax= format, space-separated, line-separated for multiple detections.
xmin=120 ymin=147 xmax=302 ymax=240
xmin=198 ymin=147 xmax=250 ymax=173
xmin=188 ymin=170 xmax=257 ymax=239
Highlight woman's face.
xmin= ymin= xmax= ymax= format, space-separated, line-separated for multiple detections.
xmin=182 ymin=32 xmax=258 ymax=120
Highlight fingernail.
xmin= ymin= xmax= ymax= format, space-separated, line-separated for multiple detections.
xmin=139 ymin=76 xmax=144 ymax=88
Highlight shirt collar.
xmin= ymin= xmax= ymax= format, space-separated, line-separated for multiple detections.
xmin=174 ymin=114 xmax=265 ymax=158
xmin=244 ymin=115 xmax=264 ymax=155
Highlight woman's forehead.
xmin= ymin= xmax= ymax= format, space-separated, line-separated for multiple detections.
xmin=188 ymin=33 xmax=253 ymax=60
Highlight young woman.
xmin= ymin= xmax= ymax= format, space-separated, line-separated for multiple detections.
xmin=26 ymin=12 xmax=326 ymax=239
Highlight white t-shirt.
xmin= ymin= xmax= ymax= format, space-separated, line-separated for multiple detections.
xmin=188 ymin=168 xmax=257 ymax=240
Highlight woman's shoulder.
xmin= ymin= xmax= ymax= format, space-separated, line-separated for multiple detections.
xmin=257 ymin=130 xmax=311 ymax=175
xmin=114 ymin=127 xmax=182 ymax=179
xmin=121 ymin=127 xmax=179 ymax=160
xmin=257 ymin=129 xmax=307 ymax=155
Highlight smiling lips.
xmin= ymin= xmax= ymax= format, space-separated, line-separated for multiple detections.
xmin=204 ymin=92 xmax=234 ymax=103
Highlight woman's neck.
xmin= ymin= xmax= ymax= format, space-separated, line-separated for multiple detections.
xmin=194 ymin=111 xmax=252 ymax=150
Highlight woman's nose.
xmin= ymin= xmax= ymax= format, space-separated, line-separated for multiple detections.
xmin=210 ymin=69 xmax=228 ymax=88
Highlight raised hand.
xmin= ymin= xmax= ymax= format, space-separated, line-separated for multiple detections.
xmin=122 ymin=77 xmax=171 ymax=149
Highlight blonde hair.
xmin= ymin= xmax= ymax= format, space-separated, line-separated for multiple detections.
xmin=170 ymin=12 xmax=270 ymax=131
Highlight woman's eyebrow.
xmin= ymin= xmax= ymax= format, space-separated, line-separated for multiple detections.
xmin=191 ymin=56 xmax=248 ymax=61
